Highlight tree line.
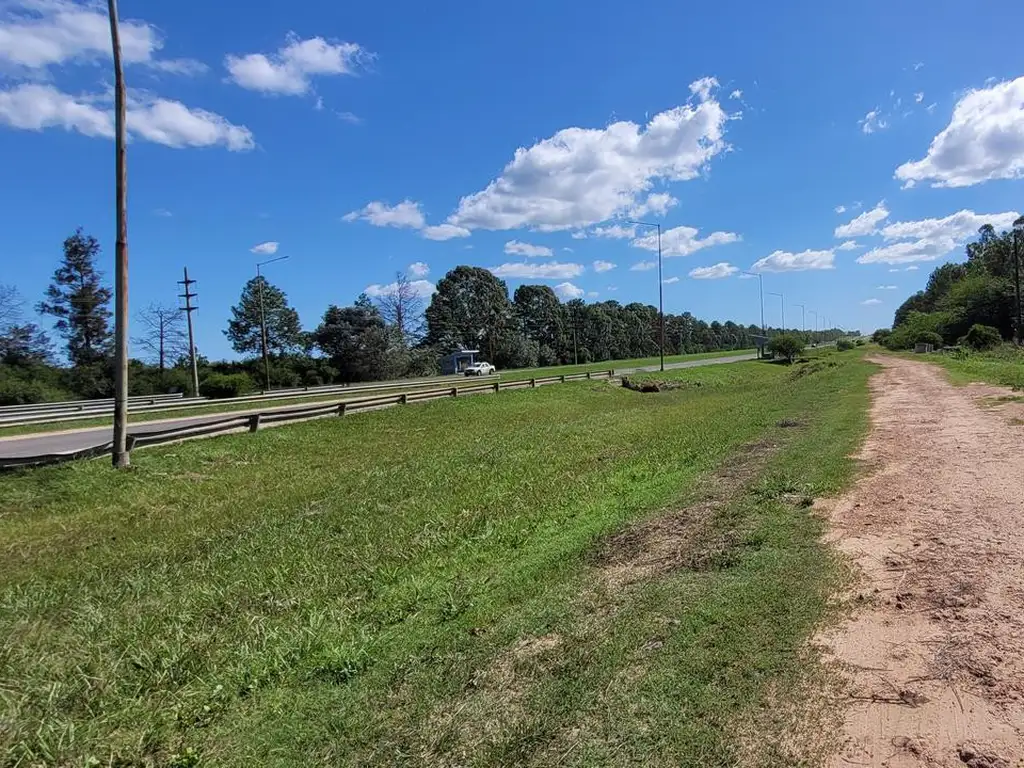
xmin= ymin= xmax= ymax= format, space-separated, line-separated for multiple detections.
xmin=877 ymin=217 xmax=1024 ymax=351
xmin=0 ymin=231 xmax=847 ymax=404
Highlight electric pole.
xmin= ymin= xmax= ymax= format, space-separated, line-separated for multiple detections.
xmin=1013 ymin=220 xmax=1023 ymax=344
xmin=108 ymin=0 xmax=129 ymax=469
xmin=179 ymin=267 xmax=200 ymax=397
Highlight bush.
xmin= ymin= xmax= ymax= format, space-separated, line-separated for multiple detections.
xmin=200 ymin=372 xmax=254 ymax=399
xmin=855 ymin=338 xmax=866 ymax=346
xmin=836 ymin=338 xmax=855 ymax=351
xmin=768 ymin=334 xmax=805 ymax=363
xmin=871 ymin=329 xmax=892 ymax=344
xmin=960 ymin=323 xmax=1002 ymax=351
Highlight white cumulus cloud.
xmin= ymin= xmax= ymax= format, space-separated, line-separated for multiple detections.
xmin=895 ymin=76 xmax=1024 ymax=188
xmin=489 ymin=262 xmax=584 ymax=280
xmin=630 ymin=260 xmax=657 ymax=271
xmin=590 ymin=224 xmax=636 ymax=239
xmin=835 ymin=205 xmax=846 ymax=214
xmin=554 ymin=282 xmax=584 ymax=300
xmin=751 ymin=249 xmax=835 ymax=273
xmin=226 ymin=34 xmax=369 ymax=95
xmin=857 ymin=209 xmax=1020 ymax=265
xmin=407 ymin=261 xmax=429 ymax=278
xmin=447 ymin=78 xmax=729 ymax=232
xmin=689 ymin=262 xmax=738 ymax=279
xmin=837 ymin=240 xmax=861 ymax=251
xmin=365 ymin=279 xmax=435 ymax=299
xmin=504 ymin=240 xmax=553 ymax=258
xmin=0 ymin=0 xmax=205 ymax=74
xmin=629 ymin=192 xmax=677 ymax=217
xmin=592 ymin=260 xmax=616 ymax=273
xmin=633 ymin=224 xmax=741 ymax=257
xmin=250 ymin=241 xmax=279 ymax=255
xmin=421 ymin=223 xmax=470 ymax=241
xmin=343 ymin=200 xmax=425 ymax=229
xmin=834 ymin=202 xmax=889 ymax=238
xmin=0 ymin=83 xmax=254 ymax=150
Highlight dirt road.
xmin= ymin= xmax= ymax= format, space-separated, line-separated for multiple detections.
xmin=821 ymin=356 xmax=1024 ymax=766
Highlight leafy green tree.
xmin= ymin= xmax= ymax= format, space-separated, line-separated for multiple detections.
xmin=0 ymin=323 xmax=53 ymax=365
xmin=225 ymin=276 xmax=303 ymax=357
xmin=36 ymin=229 xmax=112 ymax=365
xmin=425 ymin=267 xmax=512 ymax=360
xmin=513 ymin=284 xmax=564 ymax=353
xmin=768 ymin=333 xmax=804 ymax=363
xmin=313 ymin=298 xmax=406 ymax=382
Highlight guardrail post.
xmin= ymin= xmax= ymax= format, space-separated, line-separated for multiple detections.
xmin=586 ymin=371 xmax=592 ymax=380
xmin=125 ymin=435 xmax=137 ymax=452
xmin=608 ymin=369 xmax=614 ymax=377
xmin=493 ymin=382 xmax=500 ymax=394
xmin=249 ymin=413 xmax=261 ymax=433
xmin=560 ymin=375 xmax=566 ymax=383
xmin=337 ymin=403 xmax=347 ymax=417
xmin=531 ymin=378 xmax=536 ymax=388
xmin=400 ymin=393 xmax=409 ymax=405
xmin=451 ymin=387 xmax=458 ymax=398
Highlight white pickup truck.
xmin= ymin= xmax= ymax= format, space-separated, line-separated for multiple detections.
xmin=464 ymin=362 xmax=497 ymax=376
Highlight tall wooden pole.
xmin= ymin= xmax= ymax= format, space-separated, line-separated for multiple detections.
xmin=108 ymin=0 xmax=129 ymax=468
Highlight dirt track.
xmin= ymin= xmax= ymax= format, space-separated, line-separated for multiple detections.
xmin=821 ymin=356 xmax=1024 ymax=766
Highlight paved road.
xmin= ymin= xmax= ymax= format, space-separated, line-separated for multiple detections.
xmin=0 ymin=352 xmax=757 ymax=460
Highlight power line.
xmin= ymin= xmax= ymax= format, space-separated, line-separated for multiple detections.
xmin=178 ymin=267 xmax=200 ymax=398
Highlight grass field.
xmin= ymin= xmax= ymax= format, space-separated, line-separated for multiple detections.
xmin=0 ymin=349 xmax=874 ymax=766
xmin=0 ymin=349 xmax=752 ymax=439
xmin=909 ymin=346 xmax=1024 ymax=389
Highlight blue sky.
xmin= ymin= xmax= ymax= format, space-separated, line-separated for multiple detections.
xmin=2 ymin=0 xmax=1023 ymax=360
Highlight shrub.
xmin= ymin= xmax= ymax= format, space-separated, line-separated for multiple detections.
xmin=836 ymin=338 xmax=855 ymax=351
xmin=200 ymin=372 xmax=254 ymax=399
xmin=768 ymin=334 xmax=805 ymax=363
xmin=960 ymin=323 xmax=1002 ymax=351
xmin=871 ymin=329 xmax=892 ymax=344
xmin=855 ymin=338 xmax=866 ymax=346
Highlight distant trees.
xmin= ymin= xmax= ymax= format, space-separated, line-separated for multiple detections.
xmin=225 ymin=276 xmax=303 ymax=357
xmin=37 ymin=229 xmax=112 ymax=366
xmin=887 ymin=221 xmax=1023 ymax=350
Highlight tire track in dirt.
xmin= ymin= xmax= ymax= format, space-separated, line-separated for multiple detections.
xmin=820 ymin=356 xmax=1024 ymax=767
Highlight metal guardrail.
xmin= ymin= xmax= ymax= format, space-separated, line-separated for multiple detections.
xmin=0 ymin=392 xmax=189 ymax=416
xmin=0 ymin=370 xmax=615 ymax=471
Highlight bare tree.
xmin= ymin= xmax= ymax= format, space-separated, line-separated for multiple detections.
xmin=374 ymin=272 xmax=425 ymax=343
xmin=133 ymin=303 xmax=188 ymax=372
xmin=0 ymin=284 xmax=24 ymax=329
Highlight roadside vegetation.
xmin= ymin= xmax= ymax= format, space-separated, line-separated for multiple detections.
xmin=1 ymin=348 xmax=874 ymax=766
xmin=910 ymin=344 xmax=1024 ymax=390
xmin=1 ymin=231 xmax=846 ymax=407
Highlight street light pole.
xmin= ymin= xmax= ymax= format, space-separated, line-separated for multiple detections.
xmin=794 ymin=303 xmax=806 ymax=337
xmin=626 ymin=220 xmax=665 ymax=371
xmin=741 ymin=271 xmax=765 ymax=357
xmin=768 ymin=292 xmax=785 ymax=333
xmin=809 ymin=310 xmax=818 ymax=345
xmin=255 ymin=255 xmax=289 ymax=391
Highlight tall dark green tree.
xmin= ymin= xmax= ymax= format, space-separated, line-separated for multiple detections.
xmin=513 ymin=284 xmax=564 ymax=356
xmin=36 ymin=229 xmax=112 ymax=365
xmin=313 ymin=297 xmax=404 ymax=381
xmin=424 ymin=266 xmax=512 ymax=359
xmin=225 ymin=276 xmax=303 ymax=357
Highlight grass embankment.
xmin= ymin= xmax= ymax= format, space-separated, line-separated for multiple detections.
xmin=910 ymin=345 xmax=1024 ymax=389
xmin=0 ymin=349 xmax=753 ymax=439
xmin=0 ymin=349 xmax=874 ymax=766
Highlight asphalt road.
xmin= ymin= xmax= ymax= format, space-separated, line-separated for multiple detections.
xmin=0 ymin=352 xmax=756 ymax=460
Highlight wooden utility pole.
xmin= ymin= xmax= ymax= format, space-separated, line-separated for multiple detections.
xmin=1013 ymin=219 xmax=1023 ymax=345
xmin=108 ymin=0 xmax=129 ymax=468
xmin=179 ymin=267 xmax=200 ymax=397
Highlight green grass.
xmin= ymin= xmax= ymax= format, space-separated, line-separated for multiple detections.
xmin=0 ymin=349 xmax=752 ymax=439
xmin=0 ymin=350 xmax=874 ymax=767
xmin=902 ymin=345 xmax=1024 ymax=389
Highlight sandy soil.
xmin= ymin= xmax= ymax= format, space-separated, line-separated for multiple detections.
xmin=821 ymin=356 xmax=1024 ymax=767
